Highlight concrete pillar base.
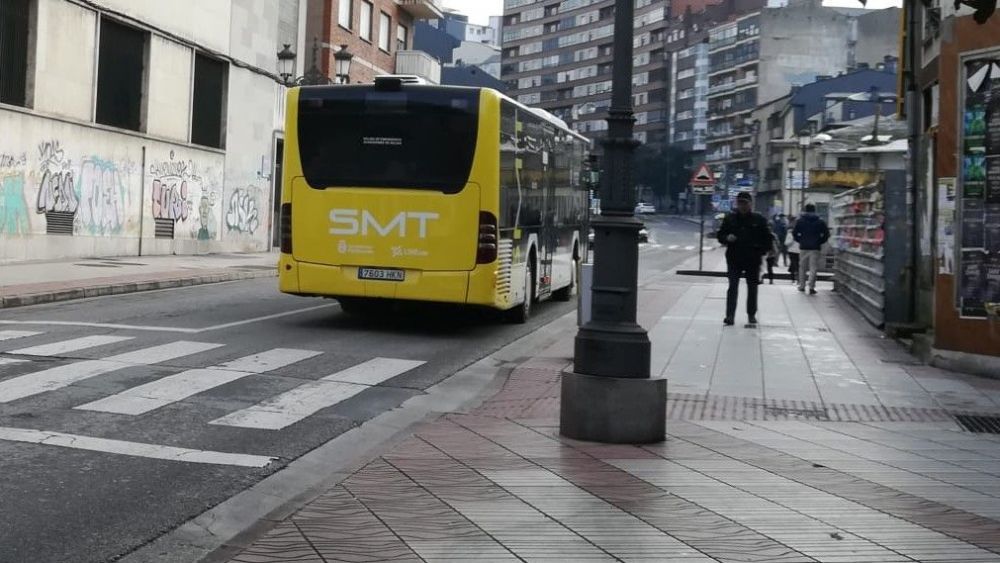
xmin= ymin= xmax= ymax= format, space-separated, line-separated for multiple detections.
xmin=559 ymin=370 xmax=666 ymax=444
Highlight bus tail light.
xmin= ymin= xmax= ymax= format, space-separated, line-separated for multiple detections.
xmin=477 ymin=211 xmax=498 ymax=264
xmin=280 ymin=203 xmax=292 ymax=254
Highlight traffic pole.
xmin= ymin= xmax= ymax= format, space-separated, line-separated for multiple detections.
xmin=698 ymin=194 xmax=704 ymax=271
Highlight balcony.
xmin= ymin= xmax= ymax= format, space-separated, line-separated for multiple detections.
xmin=708 ymin=74 xmax=757 ymax=97
xmin=396 ymin=0 xmax=443 ymax=19
xmin=395 ymin=51 xmax=441 ymax=84
xmin=707 ymin=124 xmax=754 ymax=140
xmin=810 ymin=168 xmax=882 ymax=189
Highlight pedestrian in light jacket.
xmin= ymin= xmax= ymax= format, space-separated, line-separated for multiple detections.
xmin=792 ymin=203 xmax=830 ymax=295
xmin=717 ymin=192 xmax=772 ymax=326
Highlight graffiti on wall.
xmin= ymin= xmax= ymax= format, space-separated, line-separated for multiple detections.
xmin=75 ymin=157 xmax=131 ymax=235
xmin=224 ymin=187 xmax=261 ymax=235
xmin=36 ymin=140 xmax=78 ymax=214
xmin=0 ymin=153 xmax=30 ymax=236
xmin=150 ymin=151 xmax=193 ymax=222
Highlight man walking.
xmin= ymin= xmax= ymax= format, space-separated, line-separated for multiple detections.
xmin=718 ymin=192 xmax=772 ymax=326
xmin=792 ymin=203 xmax=830 ymax=295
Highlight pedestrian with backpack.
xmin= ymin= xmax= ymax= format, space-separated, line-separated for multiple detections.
xmin=792 ymin=203 xmax=830 ymax=295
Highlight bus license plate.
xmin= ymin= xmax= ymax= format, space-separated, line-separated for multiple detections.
xmin=358 ymin=267 xmax=405 ymax=282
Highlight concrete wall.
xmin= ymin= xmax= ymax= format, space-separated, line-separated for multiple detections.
xmin=91 ymin=0 xmax=232 ymax=54
xmin=853 ymin=8 xmax=901 ymax=68
xmin=0 ymin=0 xmax=292 ymax=262
xmin=757 ymin=4 xmax=851 ymax=104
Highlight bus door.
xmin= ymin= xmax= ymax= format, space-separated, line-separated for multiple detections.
xmin=539 ymin=148 xmax=556 ymax=297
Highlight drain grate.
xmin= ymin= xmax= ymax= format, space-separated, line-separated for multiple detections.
xmin=954 ymin=414 xmax=1000 ymax=433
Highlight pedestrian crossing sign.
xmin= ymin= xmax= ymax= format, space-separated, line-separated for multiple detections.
xmin=689 ymin=164 xmax=715 ymax=194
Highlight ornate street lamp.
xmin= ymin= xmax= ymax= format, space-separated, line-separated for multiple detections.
xmin=560 ymin=0 xmax=665 ymax=444
xmin=275 ymin=37 xmax=335 ymax=86
xmin=334 ymin=44 xmax=354 ymax=84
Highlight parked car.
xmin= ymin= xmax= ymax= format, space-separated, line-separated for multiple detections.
xmin=635 ymin=202 xmax=656 ymax=214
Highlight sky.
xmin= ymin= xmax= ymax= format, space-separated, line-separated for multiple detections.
xmin=441 ymin=0 xmax=902 ymax=25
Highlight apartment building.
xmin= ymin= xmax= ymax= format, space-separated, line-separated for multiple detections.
xmin=704 ymin=1 xmax=899 ymax=176
xmin=500 ymin=0 xmax=671 ymax=146
xmin=306 ymin=0 xmax=442 ymax=84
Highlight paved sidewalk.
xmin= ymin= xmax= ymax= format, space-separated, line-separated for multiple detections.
xmin=224 ymin=266 xmax=1000 ymax=563
xmin=0 ymin=252 xmax=277 ymax=308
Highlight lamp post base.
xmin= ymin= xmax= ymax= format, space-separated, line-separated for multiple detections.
xmin=560 ymin=370 xmax=666 ymax=443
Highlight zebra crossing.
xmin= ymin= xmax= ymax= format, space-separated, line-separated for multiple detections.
xmin=0 ymin=329 xmax=426 ymax=466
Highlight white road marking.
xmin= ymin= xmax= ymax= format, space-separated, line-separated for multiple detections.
xmin=0 ymin=427 xmax=274 ymax=468
xmin=684 ymin=245 xmax=696 ymax=251
xmin=0 ymin=341 xmax=224 ymax=403
xmin=76 ymin=348 xmax=322 ymax=416
xmin=0 ymin=330 xmax=43 ymax=341
xmin=210 ymin=357 xmax=426 ymax=430
xmin=668 ymin=245 xmax=680 ymax=250
xmin=702 ymin=246 xmax=714 ymax=251
xmin=9 ymin=335 xmax=133 ymax=357
xmin=0 ymin=304 xmax=337 ymax=334
xmin=0 ymin=358 xmax=27 ymax=366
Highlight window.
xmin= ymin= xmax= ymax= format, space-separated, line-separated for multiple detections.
xmin=396 ymin=24 xmax=408 ymax=51
xmin=96 ymin=18 xmax=147 ymax=131
xmin=359 ymin=1 xmax=372 ymax=42
xmin=297 ymin=88 xmax=480 ymax=194
xmin=191 ymin=53 xmax=227 ymax=148
xmin=837 ymin=157 xmax=862 ymax=170
xmin=0 ymin=0 xmax=30 ymax=107
xmin=378 ymin=12 xmax=390 ymax=51
xmin=338 ymin=0 xmax=352 ymax=29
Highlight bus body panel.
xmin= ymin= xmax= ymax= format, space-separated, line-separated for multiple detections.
xmin=290 ymin=178 xmax=481 ymax=272
xmin=295 ymin=262 xmax=471 ymax=304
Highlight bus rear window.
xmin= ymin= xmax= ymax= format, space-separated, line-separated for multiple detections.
xmin=297 ymin=87 xmax=480 ymax=193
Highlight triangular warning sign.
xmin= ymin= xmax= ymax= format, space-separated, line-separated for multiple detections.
xmin=690 ymin=163 xmax=716 ymax=186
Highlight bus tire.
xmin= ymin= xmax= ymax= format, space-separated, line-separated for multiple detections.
xmin=552 ymin=247 xmax=579 ymax=302
xmin=506 ymin=258 xmax=535 ymax=324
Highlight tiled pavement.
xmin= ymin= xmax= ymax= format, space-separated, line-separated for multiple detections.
xmin=227 ymin=271 xmax=1000 ymax=563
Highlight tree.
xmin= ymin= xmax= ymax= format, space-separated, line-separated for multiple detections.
xmin=632 ymin=143 xmax=693 ymax=208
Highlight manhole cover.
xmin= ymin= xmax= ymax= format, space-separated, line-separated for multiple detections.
xmin=954 ymin=414 xmax=1000 ymax=433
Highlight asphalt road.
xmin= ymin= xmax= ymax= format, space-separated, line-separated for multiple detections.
xmin=0 ymin=217 xmax=704 ymax=563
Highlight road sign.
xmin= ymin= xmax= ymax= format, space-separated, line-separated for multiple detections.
xmin=689 ymin=163 xmax=716 ymax=186
xmin=691 ymin=185 xmax=714 ymax=195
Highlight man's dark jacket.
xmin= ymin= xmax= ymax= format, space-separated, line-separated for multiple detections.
xmin=792 ymin=213 xmax=830 ymax=251
xmin=717 ymin=211 xmax=772 ymax=264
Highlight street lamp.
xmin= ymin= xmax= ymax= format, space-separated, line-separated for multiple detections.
xmin=334 ymin=44 xmax=354 ymax=84
xmin=275 ymin=37 xmax=337 ymax=86
xmin=786 ymin=157 xmax=796 ymax=215
xmin=560 ymin=0 xmax=665 ymax=445
xmin=797 ymin=128 xmax=810 ymax=212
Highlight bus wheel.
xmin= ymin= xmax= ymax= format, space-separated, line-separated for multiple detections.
xmin=506 ymin=261 xmax=534 ymax=324
xmin=552 ymin=253 xmax=579 ymax=302
xmin=338 ymin=297 xmax=370 ymax=316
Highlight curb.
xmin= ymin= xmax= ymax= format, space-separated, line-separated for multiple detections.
xmin=0 ymin=268 xmax=276 ymax=310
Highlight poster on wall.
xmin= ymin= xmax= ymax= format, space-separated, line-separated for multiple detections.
xmin=960 ymin=250 xmax=987 ymax=318
xmin=938 ymin=178 xmax=956 ymax=275
xmin=958 ymin=57 xmax=1000 ymax=318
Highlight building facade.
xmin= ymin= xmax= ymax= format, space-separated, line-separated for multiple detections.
xmin=306 ymin=0 xmax=442 ymax=84
xmin=705 ymin=1 xmax=900 ymax=180
xmin=0 ymin=0 xmax=307 ymax=262
xmin=500 ymin=0 xmax=671 ymax=146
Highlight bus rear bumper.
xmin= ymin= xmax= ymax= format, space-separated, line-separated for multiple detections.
xmin=282 ymin=258 xmax=483 ymax=305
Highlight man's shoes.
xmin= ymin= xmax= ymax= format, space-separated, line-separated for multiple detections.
xmin=747 ymin=316 xmax=757 ymax=325
xmin=809 ymin=288 xmax=817 ymax=295
xmin=798 ymin=286 xmax=805 ymax=292
xmin=723 ymin=317 xmax=734 ymax=326
xmin=769 ymin=280 xmax=774 ymax=285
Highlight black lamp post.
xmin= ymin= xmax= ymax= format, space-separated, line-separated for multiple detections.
xmin=797 ymin=128 xmax=810 ymax=212
xmin=560 ymin=0 xmax=665 ymax=444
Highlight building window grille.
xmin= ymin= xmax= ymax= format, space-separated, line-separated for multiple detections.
xmin=191 ymin=53 xmax=227 ymax=148
xmin=0 ymin=0 xmax=30 ymax=107
xmin=96 ymin=17 xmax=147 ymax=131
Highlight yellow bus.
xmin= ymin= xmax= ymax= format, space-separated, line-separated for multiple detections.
xmin=278 ymin=77 xmax=591 ymax=322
